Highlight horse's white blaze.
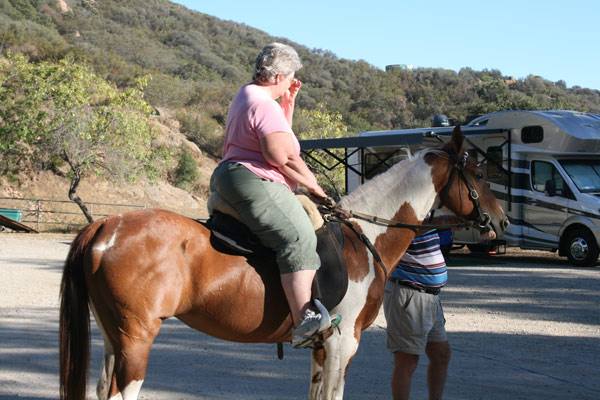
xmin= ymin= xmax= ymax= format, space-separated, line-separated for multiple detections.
xmin=107 ymin=380 xmax=143 ymax=400
xmin=340 ymin=154 xmax=437 ymax=244
xmin=94 ymin=219 xmax=121 ymax=252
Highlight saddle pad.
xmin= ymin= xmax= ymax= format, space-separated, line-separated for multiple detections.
xmin=204 ymin=211 xmax=271 ymax=256
xmin=313 ymin=222 xmax=348 ymax=311
xmin=201 ymin=212 xmax=349 ymax=311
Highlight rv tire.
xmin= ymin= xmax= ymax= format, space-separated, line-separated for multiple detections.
xmin=467 ymin=243 xmax=493 ymax=255
xmin=564 ymin=228 xmax=599 ymax=268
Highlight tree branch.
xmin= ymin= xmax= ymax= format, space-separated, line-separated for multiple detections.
xmin=63 ymin=150 xmax=94 ymax=223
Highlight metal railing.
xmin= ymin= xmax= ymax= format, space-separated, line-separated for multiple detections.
xmin=0 ymin=197 xmax=146 ymax=232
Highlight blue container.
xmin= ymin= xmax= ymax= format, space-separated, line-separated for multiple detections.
xmin=0 ymin=208 xmax=22 ymax=222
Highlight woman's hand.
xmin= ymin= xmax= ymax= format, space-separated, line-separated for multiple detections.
xmin=307 ymin=182 xmax=327 ymax=200
xmin=280 ymin=79 xmax=302 ymax=109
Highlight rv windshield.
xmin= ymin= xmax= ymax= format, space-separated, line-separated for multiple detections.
xmin=560 ymin=160 xmax=600 ymax=193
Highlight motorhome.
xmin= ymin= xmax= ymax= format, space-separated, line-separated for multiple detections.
xmin=300 ymin=110 xmax=600 ymax=267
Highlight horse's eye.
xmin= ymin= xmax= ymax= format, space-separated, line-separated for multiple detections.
xmin=475 ymin=173 xmax=483 ymax=180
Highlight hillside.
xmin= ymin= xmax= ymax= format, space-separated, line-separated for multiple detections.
xmin=2 ymin=0 xmax=600 ymax=134
xmin=2 ymin=0 xmax=600 ymax=230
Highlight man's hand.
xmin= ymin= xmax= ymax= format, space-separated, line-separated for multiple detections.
xmin=480 ymin=229 xmax=496 ymax=241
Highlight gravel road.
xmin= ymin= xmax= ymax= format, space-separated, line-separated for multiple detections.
xmin=1 ymin=233 xmax=599 ymax=399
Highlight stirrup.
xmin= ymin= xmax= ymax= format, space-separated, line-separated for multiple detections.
xmin=293 ymin=314 xmax=342 ymax=349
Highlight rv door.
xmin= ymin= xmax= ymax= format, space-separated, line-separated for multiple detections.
xmin=525 ymin=159 xmax=574 ymax=250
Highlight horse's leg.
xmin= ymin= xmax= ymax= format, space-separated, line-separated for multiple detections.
xmin=90 ymin=304 xmax=116 ymax=400
xmin=106 ymin=316 xmax=162 ymax=400
xmin=92 ymin=309 xmax=161 ymax=400
xmin=309 ymin=325 xmax=361 ymax=400
xmin=97 ymin=350 xmax=116 ymax=400
xmin=310 ymin=347 xmax=325 ymax=399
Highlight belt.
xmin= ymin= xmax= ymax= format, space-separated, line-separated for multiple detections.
xmin=389 ymin=277 xmax=441 ymax=295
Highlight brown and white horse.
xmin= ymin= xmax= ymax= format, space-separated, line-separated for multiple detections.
xmin=59 ymin=127 xmax=506 ymax=400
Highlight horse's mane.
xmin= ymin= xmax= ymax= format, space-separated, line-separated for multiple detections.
xmin=339 ymin=146 xmax=452 ymax=213
xmin=340 ymin=150 xmax=426 ymax=209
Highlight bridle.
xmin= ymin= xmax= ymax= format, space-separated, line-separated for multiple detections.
xmin=436 ymin=150 xmax=494 ymax=233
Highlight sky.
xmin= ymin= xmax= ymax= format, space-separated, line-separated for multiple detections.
xmin=172 ymin=0 xmax=600 ymax=90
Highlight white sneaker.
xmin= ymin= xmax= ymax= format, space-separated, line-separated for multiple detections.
xmin=292 ymin=309 xmax=324 ymax=348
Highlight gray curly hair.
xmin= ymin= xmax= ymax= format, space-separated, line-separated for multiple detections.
xmin=253 ymin=42 xmax=302 ymax=84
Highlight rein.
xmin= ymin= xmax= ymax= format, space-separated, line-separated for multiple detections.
xmin=327 ymin=214 xmax=391 ymax=281
xmin=320 ymin=205 xmax=476 ymax=231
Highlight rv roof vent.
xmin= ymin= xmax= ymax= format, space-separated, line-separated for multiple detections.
xmin=521 ymin=125 xmax=544 ymax=143
xmin=432 ymin=114 xmax=450 ymax=127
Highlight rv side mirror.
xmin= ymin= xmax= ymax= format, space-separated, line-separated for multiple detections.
xmin=544 ymin=179 xmax=556 ymax=196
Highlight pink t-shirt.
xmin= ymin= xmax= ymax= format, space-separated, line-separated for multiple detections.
xmin=221 ymin=84 xmax=300 ymax=189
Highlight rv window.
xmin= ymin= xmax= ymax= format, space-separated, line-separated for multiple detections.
xmin=560 ymin=160 xmax=600 ymax=193
xmin=467 ymin=149 xmax=478 ymax=161
xmin=531 ymin=161 xmax=571 ymax=198
xmin=364 ymin=149 xmax=410 ymax=180
xmin=521 ymin=126 xmax=544 ymax=143
xmin=486 ymin=146 xmax=507 ymax=185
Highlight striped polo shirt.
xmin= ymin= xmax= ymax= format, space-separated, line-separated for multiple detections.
xmin=390 ymin=231 xmax=448 ymax=289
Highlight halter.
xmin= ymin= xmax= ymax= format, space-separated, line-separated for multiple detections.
xmin=437 ymin=150 xmax=494 ymax=233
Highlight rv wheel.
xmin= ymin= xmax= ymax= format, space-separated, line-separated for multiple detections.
xmin=564 ymin=228 xmax=599 ymax=267
xmin=467 ymin=243 xmax=493 ymax=255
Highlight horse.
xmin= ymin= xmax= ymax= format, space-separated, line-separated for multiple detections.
xmin=59 ymin=126 xmax=507 ymax=400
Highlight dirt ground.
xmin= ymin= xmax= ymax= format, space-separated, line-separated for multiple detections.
xmin=0 ymin=233 xmax=599 ymax=399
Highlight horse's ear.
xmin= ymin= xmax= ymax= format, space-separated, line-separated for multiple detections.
xmin=445 ymin=125 xmax=464 ymax=154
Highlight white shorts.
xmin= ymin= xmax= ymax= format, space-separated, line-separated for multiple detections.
xmin=383 ymin=281 xmax=447 ymax=355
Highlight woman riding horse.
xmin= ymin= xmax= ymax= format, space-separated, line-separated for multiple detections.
xmin=208 ymin=42 xmax=332 ymax=348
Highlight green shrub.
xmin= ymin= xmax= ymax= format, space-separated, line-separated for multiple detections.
xmin=145 ymin=144 xmax=176 ymax=181
xmin=176 ymin=109 xmax=224 ymax=158
xmin=144 ymin=73 xmax=196 ymax=108
xmin=173 ymin=148 xmax=199 ymax=189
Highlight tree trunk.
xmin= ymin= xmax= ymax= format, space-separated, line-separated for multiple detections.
xmin=62 ymin=151 xmax=94 ymax=224
xmin=68 ymin=168 xmax=94 ymax=224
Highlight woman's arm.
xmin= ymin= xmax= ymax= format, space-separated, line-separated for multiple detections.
xmin=260 ymin=131 xmax=326 ymax=198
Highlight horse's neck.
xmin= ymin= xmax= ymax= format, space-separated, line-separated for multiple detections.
xmin=339 ymin=155 xmax=439 ymax=270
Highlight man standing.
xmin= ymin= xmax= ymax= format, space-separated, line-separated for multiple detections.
xmin=383 ymin=229 xmax=450 ymax=400
xmin=385 ymin=225 xmax=496 ymax=399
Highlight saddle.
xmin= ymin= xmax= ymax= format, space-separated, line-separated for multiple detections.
xmin=202 ymin=210 xmax=349 ymax=313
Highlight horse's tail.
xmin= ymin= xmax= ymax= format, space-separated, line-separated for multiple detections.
xmin=59 ymin=220 xmax=104 ymax=400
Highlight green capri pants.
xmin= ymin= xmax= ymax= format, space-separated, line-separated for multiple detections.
xmin=209 ymin=162 xmax=320 ymax=273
